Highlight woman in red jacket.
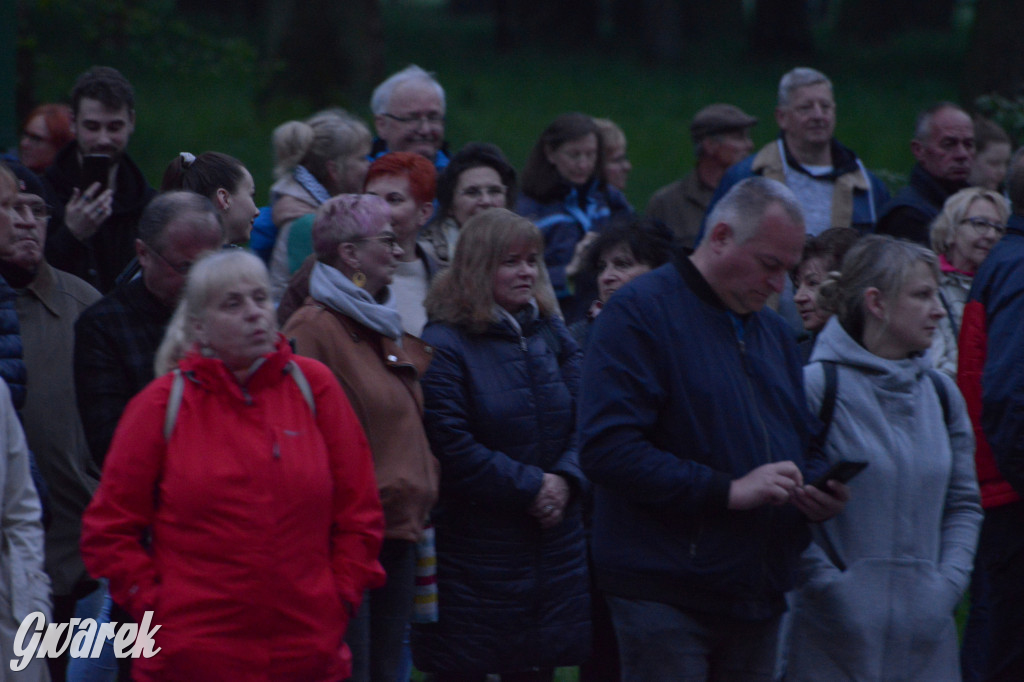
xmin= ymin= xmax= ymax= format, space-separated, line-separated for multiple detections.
xmin=81 ymin=249 xmax=385 ymax=682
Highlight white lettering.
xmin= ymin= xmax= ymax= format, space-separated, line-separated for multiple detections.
xmin=132 ymin=611 xmax=162 ymax=658
xmin=112 ymin=623 xmax=138 ymax=659
xmin=9 ymin=612 xmax=161 ymax=670
xmin=90 ymin=621 xmax=118 ymax=658
xmin=10 ymin=611 xmax=44 ymax=672
xmin=36 ymin=619 xmax=77 ymax=659
xmin=69 ymin=619 xmax=97 ymax=657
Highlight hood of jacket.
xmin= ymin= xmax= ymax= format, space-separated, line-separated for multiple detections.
xmin=178 ymin=333 xmax=295 ymax=403
xmin=810 ymin=316 xmax=934 ymax=393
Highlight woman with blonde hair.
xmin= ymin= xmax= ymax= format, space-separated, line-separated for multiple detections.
xmin=413 ymin=208 xmax=590 ymax=681
xmin=267 ymin=109 xmax=372 ymax=300
xmin=784 ymin=235 xmax=982 ymax=681
xmin=929 ymin=186 xmax=1009 ymax=377
xmin=82 ymin=249 xmax=385 ymax=681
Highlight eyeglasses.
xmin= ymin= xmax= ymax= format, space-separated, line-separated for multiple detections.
xmin=961 ymin=217 xmax=1007 ymax=235
xmin=355 ymin=233 xmax=400 ymax=250
xmin=148 ymin=247 xmax=194 ymax=275
xmin=383 ymin=112 xmax=445 ymax=126
xmin=458 ymin=185 xmax=506 ymax=201
xmin=10 ymin=201 xmax=50 ymax=220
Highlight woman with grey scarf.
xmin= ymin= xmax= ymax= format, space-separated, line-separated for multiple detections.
xmin=283 ymin=194 xmax=439 ymax=682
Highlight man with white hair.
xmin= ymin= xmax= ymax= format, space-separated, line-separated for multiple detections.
xmin=707 ymin=67 xmax=889 ymax=237
xmin=370 ymin=64 xmax=449 ymax=171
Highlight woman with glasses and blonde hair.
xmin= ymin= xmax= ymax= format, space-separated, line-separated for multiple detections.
xmin=413 ymin=208 xmax=589 ymax=681
xmin=929 ymin=187 xmax=1009 ymax=378
xmin=283 ymin=194 xmax=439 ymax=682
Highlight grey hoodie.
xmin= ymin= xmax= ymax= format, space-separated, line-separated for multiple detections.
xmin=785 ymin=316 xmax=982 ymax=682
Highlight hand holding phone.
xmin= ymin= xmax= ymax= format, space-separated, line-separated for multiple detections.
xmin=79 ymin=154 xmax=112 ymax=193
xmin=811 ymin=460 xmax=868 ymax=491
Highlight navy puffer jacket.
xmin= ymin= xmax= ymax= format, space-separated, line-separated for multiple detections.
xmin=413 ymin=312 xmax=591 ymax=674
xmin=0 ymin=276 xmax=26 ymax=409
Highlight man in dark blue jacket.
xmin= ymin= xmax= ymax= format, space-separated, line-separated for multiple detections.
xmin=579 ymin=177 xmax=847 ymax=681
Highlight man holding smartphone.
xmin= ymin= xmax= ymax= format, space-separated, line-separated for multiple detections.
xmin=43 ymin=65 xmax=156 ymax=293
xmin=579 ymin=178 xmax=848 ymax=682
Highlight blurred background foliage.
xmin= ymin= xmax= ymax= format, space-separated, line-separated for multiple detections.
xmin=8 ymin=0 xmax=1024 ymax=209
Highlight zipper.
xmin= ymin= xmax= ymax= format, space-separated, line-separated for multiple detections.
xmin=737 ymin=337 xmax=773 ymax=463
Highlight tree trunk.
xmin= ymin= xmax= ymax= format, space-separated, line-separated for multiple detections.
xmin=749 ymin=0 xmax=814 ymax=57
xmin=263 ymin=0 xmax=384 ymax=104
xmin=963 ymin=0 xmax=1024 ymax=101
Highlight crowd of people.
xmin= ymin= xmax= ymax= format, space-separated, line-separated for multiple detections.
xmin=1 ymin=59 xmax=1023 ymax=682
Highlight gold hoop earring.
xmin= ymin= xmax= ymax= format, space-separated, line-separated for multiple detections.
xmin=352 ymin=271 xmax=367 ymax=288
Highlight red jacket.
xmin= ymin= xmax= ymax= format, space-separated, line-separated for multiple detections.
xmin=959 ymin=295 xmax=1020 ymax=508
xmin=81 ymin=337 xmax=385 ymax=681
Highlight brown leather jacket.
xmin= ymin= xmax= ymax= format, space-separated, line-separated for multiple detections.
xmin=284 ymin=302 xmax=439 ymax=541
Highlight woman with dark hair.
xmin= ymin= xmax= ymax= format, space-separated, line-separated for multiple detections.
xmin=791 ymin=227 xmax=861 ymax=362
xmin=784 ymin=235 xmax=981 ymax=681
xmin=516 ymin=113 xmax=632 ymax=321
xmin=161 ymin=151 xmax=259 ymax=245
xmin=568 ymin=218 xmax=674 ymax=348
xmin=414 ymin=208 xmax=590 ymax=681
xmin=421 ymin=142 xmax=518 ymax=265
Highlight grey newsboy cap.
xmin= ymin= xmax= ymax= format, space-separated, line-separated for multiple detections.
xmin=690 ymin=104 xmax=758 ymax=144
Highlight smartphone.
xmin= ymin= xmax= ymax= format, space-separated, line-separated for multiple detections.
xmin=811 ymin=460 xmax=868 ymax=491
xmin=80 ymin=154 xmax=112 ymax=193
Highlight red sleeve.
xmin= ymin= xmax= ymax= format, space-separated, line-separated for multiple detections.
xmin=298 ymin=357 xmax=387 ymax=609
xmin=80 ymin=378 xmax=170 ymax=622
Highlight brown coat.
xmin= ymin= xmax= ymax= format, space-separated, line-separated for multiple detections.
xmin=283 ymin=301 xmax=439 ymax=541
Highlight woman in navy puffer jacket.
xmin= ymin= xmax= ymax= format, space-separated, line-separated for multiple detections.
xmin=413 ymin=208 xmax=590 ymax=681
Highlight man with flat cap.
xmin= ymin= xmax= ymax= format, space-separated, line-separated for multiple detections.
xmin=647 ymin=103 xmax=757 ymax=247
xmin=706 ymin=67 xmax=889 ymax=238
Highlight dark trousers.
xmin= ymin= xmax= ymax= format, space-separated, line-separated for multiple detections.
xmin=432 ymin=670 xmax=553 ymax=682
xmin=606 ymin=595 xmax=780 ymax=682
xmin=962 ymin=519 xmax=993 ymax=682
xmin=981 ymin=501 xmax=1024 ymax=682
xmin=345 ymin=539 xmax=417 ymax=682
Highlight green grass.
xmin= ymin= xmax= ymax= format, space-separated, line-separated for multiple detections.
xmin=22 ymin=2 xmax=970 ymax=212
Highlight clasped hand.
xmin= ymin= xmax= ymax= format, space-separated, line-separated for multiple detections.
xmin=529 ymin=473 xmax=570 ymax=529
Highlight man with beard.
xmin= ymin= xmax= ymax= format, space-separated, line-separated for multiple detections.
xmin=877 ymin=103 xmax=976 ymax=245
xmin=44 ymin=66 xmax=156 ymax=292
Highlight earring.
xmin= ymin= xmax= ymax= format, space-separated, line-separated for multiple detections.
xmin=351 ymin=271 xmax=367 ymax=288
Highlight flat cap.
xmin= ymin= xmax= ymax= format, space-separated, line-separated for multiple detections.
xmin=690 ymin=104 xmax=758 ymax=144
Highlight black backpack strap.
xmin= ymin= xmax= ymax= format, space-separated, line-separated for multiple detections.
xmin=814 ymin=361 xmax=838 ymax=450
xmin=926 ymin=369 xmax=951 ymax=427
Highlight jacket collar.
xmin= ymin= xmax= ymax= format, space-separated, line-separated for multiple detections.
xmin=673 ymin=251 xmax=732 ymax=313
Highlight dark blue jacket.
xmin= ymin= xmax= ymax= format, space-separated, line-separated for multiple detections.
xmin=413 ymin=312 xmax=591 ymax=673
xmin=701 ymin=137 xmax=889 ymax=242
xmin=516 ymin=181 xmax=632 ymax=297
xmin=0 ymin=277 xmax=26 ymax=409
xmin=578 ymin=255 xmax=827 ymax=620
xmin=877 ymin=163 xmax=965 ymax=245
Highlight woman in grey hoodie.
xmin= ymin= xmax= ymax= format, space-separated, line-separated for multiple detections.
xmin=785 ymin=235 xmax=982 ymax=681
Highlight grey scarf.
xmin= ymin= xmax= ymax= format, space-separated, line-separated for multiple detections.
xmin=309 ymin=261 xmax=404 ymax=341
